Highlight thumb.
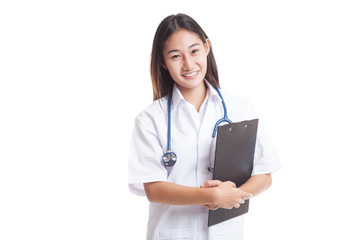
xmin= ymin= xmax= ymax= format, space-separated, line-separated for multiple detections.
xmin=200 ymin=180 xmax=222 ymax=188
xmin=240 ymin=190 xmax=253 ymax=200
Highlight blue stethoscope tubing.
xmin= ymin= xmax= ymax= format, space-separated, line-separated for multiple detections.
xmin=162 ymin=92 xmax=177 ymax=167
xmin=212 ymin=87 xmax=232 ymax=137
xmin=162 ymin=87 xmax=232 ymax=167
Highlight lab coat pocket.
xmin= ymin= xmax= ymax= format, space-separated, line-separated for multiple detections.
xmin=158 ymin=228 xmax=192 ymax=239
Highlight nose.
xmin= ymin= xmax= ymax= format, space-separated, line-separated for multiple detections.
xmin=182 ymin=55 xmax=194 ymax=71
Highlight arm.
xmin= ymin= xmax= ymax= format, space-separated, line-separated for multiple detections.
xmin=143 ymin=180 xmax=249 ymax=209
xmin=239 ymin=173 xmax=272 ymax=197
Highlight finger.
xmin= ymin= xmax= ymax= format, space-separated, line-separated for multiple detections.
xmin=241 ymin=192 xmax=253 ymax=200
xmin=225 ymin=181 xmax=236 ymax=188
xmin=234 ymin=203 xmax=240 ymax=208
xmin=204 ymin=204 xmax=219 ymax=210
xmin=201 ymin=180 xmax=222 ymax=188
xmin=203 ymin=204 xmax=218 ymax=209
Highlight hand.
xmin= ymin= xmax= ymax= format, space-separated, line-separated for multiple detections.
xmin=200 ymin=180 xmax=222 ymax=210
xmin=200 ymin=180 xmax=253 ymax=210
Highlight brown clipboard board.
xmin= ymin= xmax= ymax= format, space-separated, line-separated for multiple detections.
xmin=208 ymin=119 xmax=259 ymax=227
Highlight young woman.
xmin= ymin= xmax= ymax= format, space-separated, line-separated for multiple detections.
xmin=128 ymin=13 xmax=282 ymax=240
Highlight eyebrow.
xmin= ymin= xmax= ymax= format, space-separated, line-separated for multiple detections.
xmin=167 ymin=43 xmax=201 ymax=55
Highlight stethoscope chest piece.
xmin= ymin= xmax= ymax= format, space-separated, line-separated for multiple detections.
xmin=162 ymin=151 xmax=177 ymax=167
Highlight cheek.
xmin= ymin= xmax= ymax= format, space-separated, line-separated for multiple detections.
xmin=199 ymin=57 xmax=208 ymax=72
xmin=194 ymin=53 xmax=207 ymax=68
xmin=166 ymin=62 xmax=180 ymax=76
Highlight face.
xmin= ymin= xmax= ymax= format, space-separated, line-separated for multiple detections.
xmin=162 ymin=29 xmax=210 ymax=96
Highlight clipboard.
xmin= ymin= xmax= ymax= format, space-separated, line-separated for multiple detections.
xmin=208 ymin=119 xmax=259 ymax=227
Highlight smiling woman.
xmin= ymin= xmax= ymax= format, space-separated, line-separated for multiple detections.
xmin=128 ymin=13 xmax=282 ymax=240
xmin=162 ymin=29 xmax=210 ymax=110
xmin=150 ymin=14 xmax=219 ymax=102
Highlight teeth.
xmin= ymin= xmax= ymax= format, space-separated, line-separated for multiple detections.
xmin=184 ymin=71 xmax=198 ymax=77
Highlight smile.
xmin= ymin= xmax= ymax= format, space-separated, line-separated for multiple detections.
xmin=182 ymin=71 xmax=199 ymax=79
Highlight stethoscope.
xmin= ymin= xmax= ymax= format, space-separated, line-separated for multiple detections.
xmin=162 ymin=87 xmax=232 ymax=170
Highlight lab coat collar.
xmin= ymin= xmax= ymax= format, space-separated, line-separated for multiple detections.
xmin=204 ymin=79 xmax=222 ymax=103
xmin=170 ymin=79 xmax=222 ymax=108
xmin=170 ymin=84 xmax=183 ymax=108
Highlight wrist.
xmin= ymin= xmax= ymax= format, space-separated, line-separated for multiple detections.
xmin=197 ymin=186 xmax=218 ymax=205
xmin=208 ymin=187 xmax=219 ymax=205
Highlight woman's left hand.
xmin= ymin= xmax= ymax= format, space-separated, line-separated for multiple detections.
xmin=200 ymin=180 xmax=252 ymax=210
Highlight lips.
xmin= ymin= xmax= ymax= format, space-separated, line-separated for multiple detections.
xmin=182 ymin=71 xmax=199 ymax=79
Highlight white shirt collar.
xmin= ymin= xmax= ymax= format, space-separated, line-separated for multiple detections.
xmin=170 ymin=79 xmax=222 ymax=107
xmin=204 ymin=79 xmax=222 ymax=102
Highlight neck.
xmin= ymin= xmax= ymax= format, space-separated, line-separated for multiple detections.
xmin=178 ymin=81 xmax=207 ymax=112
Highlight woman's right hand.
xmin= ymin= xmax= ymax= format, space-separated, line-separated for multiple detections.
xmin=201 ymin=180 xmax=253 ymax=210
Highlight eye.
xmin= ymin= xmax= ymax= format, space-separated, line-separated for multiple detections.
xmin=191 ymin=49 xmax=199 ymax=54
xmin=171 ymin=54 xmax=181 ymax=60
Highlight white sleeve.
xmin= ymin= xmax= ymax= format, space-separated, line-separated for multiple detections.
xmin=226 ymin=93 xmax=282 ymax=176
xmin=239 ymin=100 xmax=282 ymax=176
xmin=252 ymin=121 xmax=283 ymax=175
xmin=128 ymin=112 xmax=168 ymax=196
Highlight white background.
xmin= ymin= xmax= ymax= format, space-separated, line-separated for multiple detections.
xmin=1 ymin=0 xmax=359 ymax=239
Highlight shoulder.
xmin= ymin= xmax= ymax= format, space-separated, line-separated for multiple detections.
xmin=221 ymin=89 xmax=253 ymax=107
xmin=220 ymin=89 xmax=258 ymax=121
xmin=134 ymin=96 xmax=167 ymax=128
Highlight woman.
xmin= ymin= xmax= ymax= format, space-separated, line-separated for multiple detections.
xmin=128 ymin=13 xmax=282 ymax=240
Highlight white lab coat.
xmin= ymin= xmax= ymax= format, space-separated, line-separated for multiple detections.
xmin=128 ymin=80 xmax=282 ymax=240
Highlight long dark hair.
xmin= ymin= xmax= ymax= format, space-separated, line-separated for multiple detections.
xmin=150 ymin=13 xmax=220 ymax=101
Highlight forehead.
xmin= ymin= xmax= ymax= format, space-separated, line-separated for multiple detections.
xmin=163 ymin=29 xmax=203 ymax=51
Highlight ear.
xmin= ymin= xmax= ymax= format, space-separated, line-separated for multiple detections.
xmin=205 ymin=39 xmax=211 ymax=56
xmin=161 ymin=62 xmax=168 ymax=70
xmin=160 ymin=58 xmax=168 ymax=70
